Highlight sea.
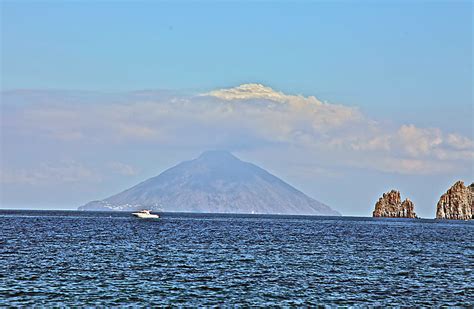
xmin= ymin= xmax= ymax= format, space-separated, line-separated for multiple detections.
xmin=0 ymin=210 xmax=472 ymax=306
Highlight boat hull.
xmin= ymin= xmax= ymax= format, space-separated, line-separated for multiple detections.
xmin=132 ymin=213 xmax=160 ymax=219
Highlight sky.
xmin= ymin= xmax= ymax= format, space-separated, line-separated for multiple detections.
xmin=1 ymin=1 xmax=472 ymax=217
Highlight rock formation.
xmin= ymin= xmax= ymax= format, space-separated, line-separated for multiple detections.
xmin=436 ymin=181 xmax=473 ymax=220
xmin=373 ymin=190 xmax=417 ymax=218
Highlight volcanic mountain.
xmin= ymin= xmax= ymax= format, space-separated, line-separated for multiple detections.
xmin=79 ymin=151 xmax=340 ymax=216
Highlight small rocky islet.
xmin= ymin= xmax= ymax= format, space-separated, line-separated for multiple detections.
xmin=373 ymin=180 xmax=473 ymax=220
xmin=373 ymin=190 xmax=417 ymax=218
xmin=436 ymin=181 xmax=473 ymax=220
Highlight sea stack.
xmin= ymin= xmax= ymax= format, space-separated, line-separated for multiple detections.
xmin=373 ymin=190 xmax=417 ymax=218
xmin=436 ymin=181 xmax=473 ymax=220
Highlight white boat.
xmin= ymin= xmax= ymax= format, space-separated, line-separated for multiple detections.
xmin=131 ymin=209 xmax=160 ymax=219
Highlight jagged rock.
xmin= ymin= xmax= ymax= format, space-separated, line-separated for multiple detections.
xmin=436 ymin=181 xmax=473 ymax=220
xmin=373 ymin=190 xmax=417 ymax=218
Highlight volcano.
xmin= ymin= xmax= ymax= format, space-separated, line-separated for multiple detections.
xmin=79 ymin=151 xmax=340 ymax=216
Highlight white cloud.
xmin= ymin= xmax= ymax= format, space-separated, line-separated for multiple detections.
xmin=206 ymin=83 xmax=363 ymax=130
xmin=107 ymin=162 xmax=138 ymax=176
xmin=446 ymin=133 xmax=474 ymax=150
xmin=0 ymin=161 xmax=101 ymax=185
xmin=396 ymin=124 xmax=443 ymax=157
xmin=206 ymin=83 xmax=288 ymax=102
xmin=1 ymin=84 xmax=473 ymax=177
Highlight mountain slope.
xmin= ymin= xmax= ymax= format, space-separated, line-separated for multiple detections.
xmin=79 ymin=151 xmax=340 ymax=215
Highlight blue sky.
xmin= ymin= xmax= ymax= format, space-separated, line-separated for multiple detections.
xmin=1 ymin=1 xmax=472 ymax=216
xmin=3 ymin=1 xmax=472 ymax=132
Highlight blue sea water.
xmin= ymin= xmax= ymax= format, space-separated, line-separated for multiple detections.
xmin=0 ymin=210 xmax=472 ymax=306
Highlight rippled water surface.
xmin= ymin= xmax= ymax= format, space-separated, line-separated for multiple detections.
xmin=1 ymin=210 xmax=473 ymax=306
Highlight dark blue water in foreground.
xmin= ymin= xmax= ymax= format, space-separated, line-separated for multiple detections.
xmin=0 ymin=210 xmax=472 ymax=306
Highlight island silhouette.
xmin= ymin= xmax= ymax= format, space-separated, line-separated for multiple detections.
xmin=79 ymin=150 xmax=340 ymax=216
